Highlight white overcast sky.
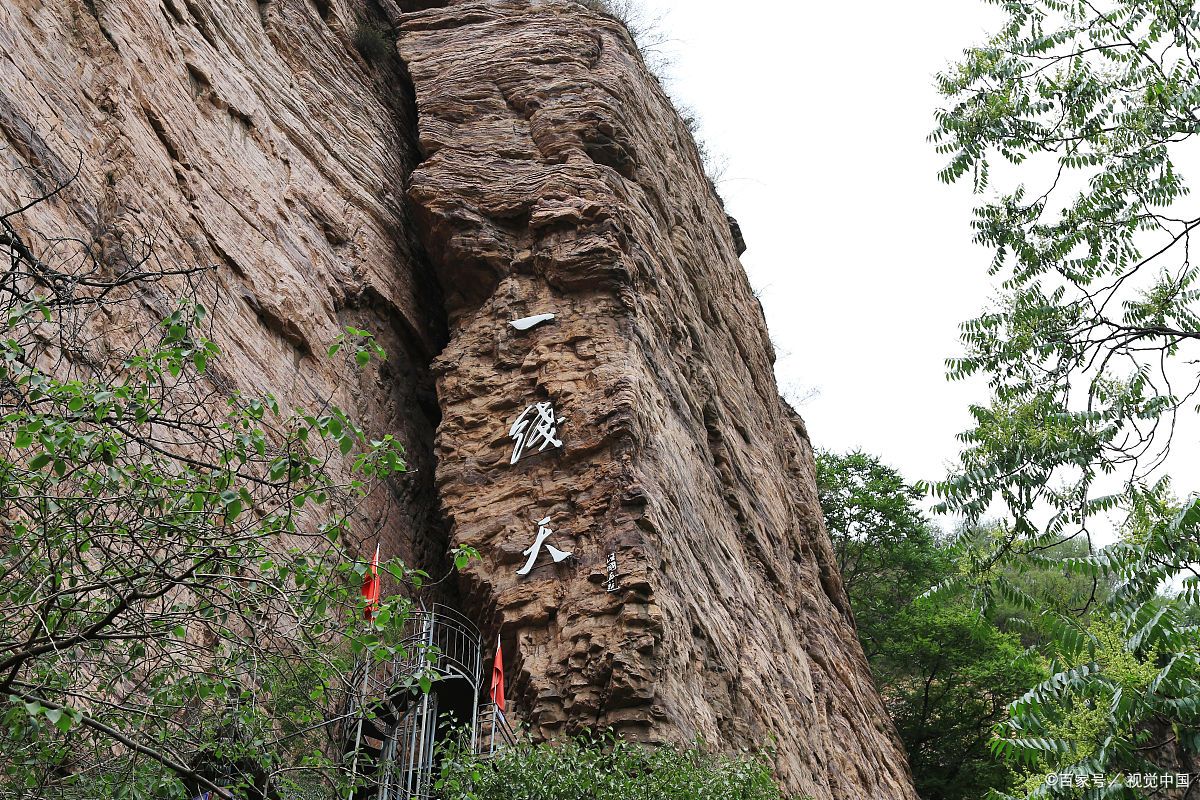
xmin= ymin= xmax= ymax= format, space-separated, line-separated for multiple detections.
xmin=636 ymin=0 xmax=1005 ymax=488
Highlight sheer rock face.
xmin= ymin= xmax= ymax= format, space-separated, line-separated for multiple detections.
xmin=1 ymin=0 xmax=917 ymax=797
xmin=398 ymin=2 xmax=916 ymax=797
xmin=0 ymin=0 xmax=446 ymax=568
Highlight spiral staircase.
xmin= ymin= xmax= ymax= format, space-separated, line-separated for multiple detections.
xmin=345 ymin=605 xmax=515 ymax=800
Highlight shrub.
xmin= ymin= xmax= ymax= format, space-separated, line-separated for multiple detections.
xmin=354 ymin=21 xmax=392 ymax=65
xmin=0 ymin=171 xmax=422 ymax=800
xmin=435 ymin=733 xmax=789 ymax=800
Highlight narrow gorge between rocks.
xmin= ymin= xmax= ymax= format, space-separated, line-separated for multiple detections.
xmin=0 ymin=1 xmax=918 ymax=798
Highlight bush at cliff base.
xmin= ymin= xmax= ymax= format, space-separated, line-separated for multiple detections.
xmin=434 ymin=734 xmax=791 ymax=800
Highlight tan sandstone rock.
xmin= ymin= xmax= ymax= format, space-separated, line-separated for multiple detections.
xmin=0 ymin=0 xmax=445 ymax=570
xmin=0 ymin=0 xmax=918 ymax=797
xmin=398 ymin=2 xmax=918 ymax=797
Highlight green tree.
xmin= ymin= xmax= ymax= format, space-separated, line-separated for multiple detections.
xmin=932 ymin=2 xmax=1200 ymax=795
xmin=968 ymin=532 xmax=1110 ymax=648
xmin=815 ymin=451 xmax=947 ymax=658
xmin=816 ymin=451 xmax=1042 ymax=800
xmin=0 ymin=179 xmax=438 ymax=798
xmin=886 ymin=605 xmax=1042 ymax=800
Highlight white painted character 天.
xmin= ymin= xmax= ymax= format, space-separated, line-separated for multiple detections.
xmin=516 ymin=516 xmax=572 ymax=576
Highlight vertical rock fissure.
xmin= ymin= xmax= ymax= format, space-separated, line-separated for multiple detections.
xmin=366 ymin=27 xmax=463 ymax=605
xmin=0 ymin=0 xmax=923 ymax=797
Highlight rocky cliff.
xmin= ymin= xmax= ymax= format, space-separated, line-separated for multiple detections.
xmin=0 ymin=1 xmax=917 ymax=797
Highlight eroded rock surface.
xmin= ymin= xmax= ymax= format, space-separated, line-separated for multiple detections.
xmin=1 ymin=0 xmax=918 ymax=797
xmin=0 ymin=0 xmax=445 ymax=568
xmin=398 ymin=2 xmax=917 ymax=797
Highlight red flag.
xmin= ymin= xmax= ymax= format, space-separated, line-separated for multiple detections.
xmin=362 ymin=544 xmax=381 ymax=621
xmin=490 ymin=638 xmax=505 ymax=713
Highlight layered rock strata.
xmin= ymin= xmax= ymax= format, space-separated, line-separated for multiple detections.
xmin=0 ymin=0 xmax=919 ymax=797
xmin=0 ymin=0 xmax=444 ymax=568
xmin=396 ymin=2 xmax=917 ymax=797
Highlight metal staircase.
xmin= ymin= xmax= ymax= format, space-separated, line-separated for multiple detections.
xmin=346 ymin=605 xmax=515 ymax=800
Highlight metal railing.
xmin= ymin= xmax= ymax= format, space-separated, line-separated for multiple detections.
xmin=347 ymin=605 xmax=520 ymax=800
xmin=375 ymin=692 xmax=439 ymax=800
xmin=474 ymin=702 xmax=517 ymax=757
xmin=358 ymin=605 xmax=483 ymax=711
xmin=402 ymin=605 xmax=483 ymax=688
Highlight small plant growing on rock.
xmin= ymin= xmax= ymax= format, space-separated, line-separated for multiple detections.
xmin=354 ymin=21 xmax=392 ymax=65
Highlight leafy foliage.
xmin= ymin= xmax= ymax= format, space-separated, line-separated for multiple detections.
xmin=0 ymin=182 xmax=427 ymax=798
xmin=887 ymin=605 xmax=1045 ymax=800
xmin=816 ymin=451 xmax=942 ymax=632
xmin=983 ymin=535 xmax=1114 ymax=659
xmin=435 ymin=734 xmax=793 ymax=800
xmin=353 ymin=21 xmax=393 ymax=66
xmin=932 ymin=2 xmax=1200 ymax=795
xmin=816 ymin=451 xmax=1044 ymax=800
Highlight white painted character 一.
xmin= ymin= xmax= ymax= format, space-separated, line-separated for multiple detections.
xmin=509 ymin=401 xmax=564 ymax=465
xmin=516 ymin=516 xmax=572 ymax=576
xmin=509 ymin=312 xmax=555 ymax=331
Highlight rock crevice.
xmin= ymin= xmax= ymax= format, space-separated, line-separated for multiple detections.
xmin=0 ymin=1 xmax=918 ymax=797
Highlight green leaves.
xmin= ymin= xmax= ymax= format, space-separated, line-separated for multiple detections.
xmin=42 ymin=708 xmax=74 ymax=734
xmin=327 ymin=326 xmax=387 ymax=368
xmin=452 ymin=545 xmax=480 ymax=572
xmin=434 ymin=736 xmax=786 ymax=800
xmin=933 ymin=5 xmax=1200 ymax=792
xmin=934 ymin=1 xmax=1200 ymax=531
xmin=218 ymin=488 xmax=242 ymax=522
xmin=11 ymin=699 xmax=78 ymax=735
xmin=0 ymin=279 xmax=422 ymax=798
xmin=818 ymin=450 xmax=1051 ymax=800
